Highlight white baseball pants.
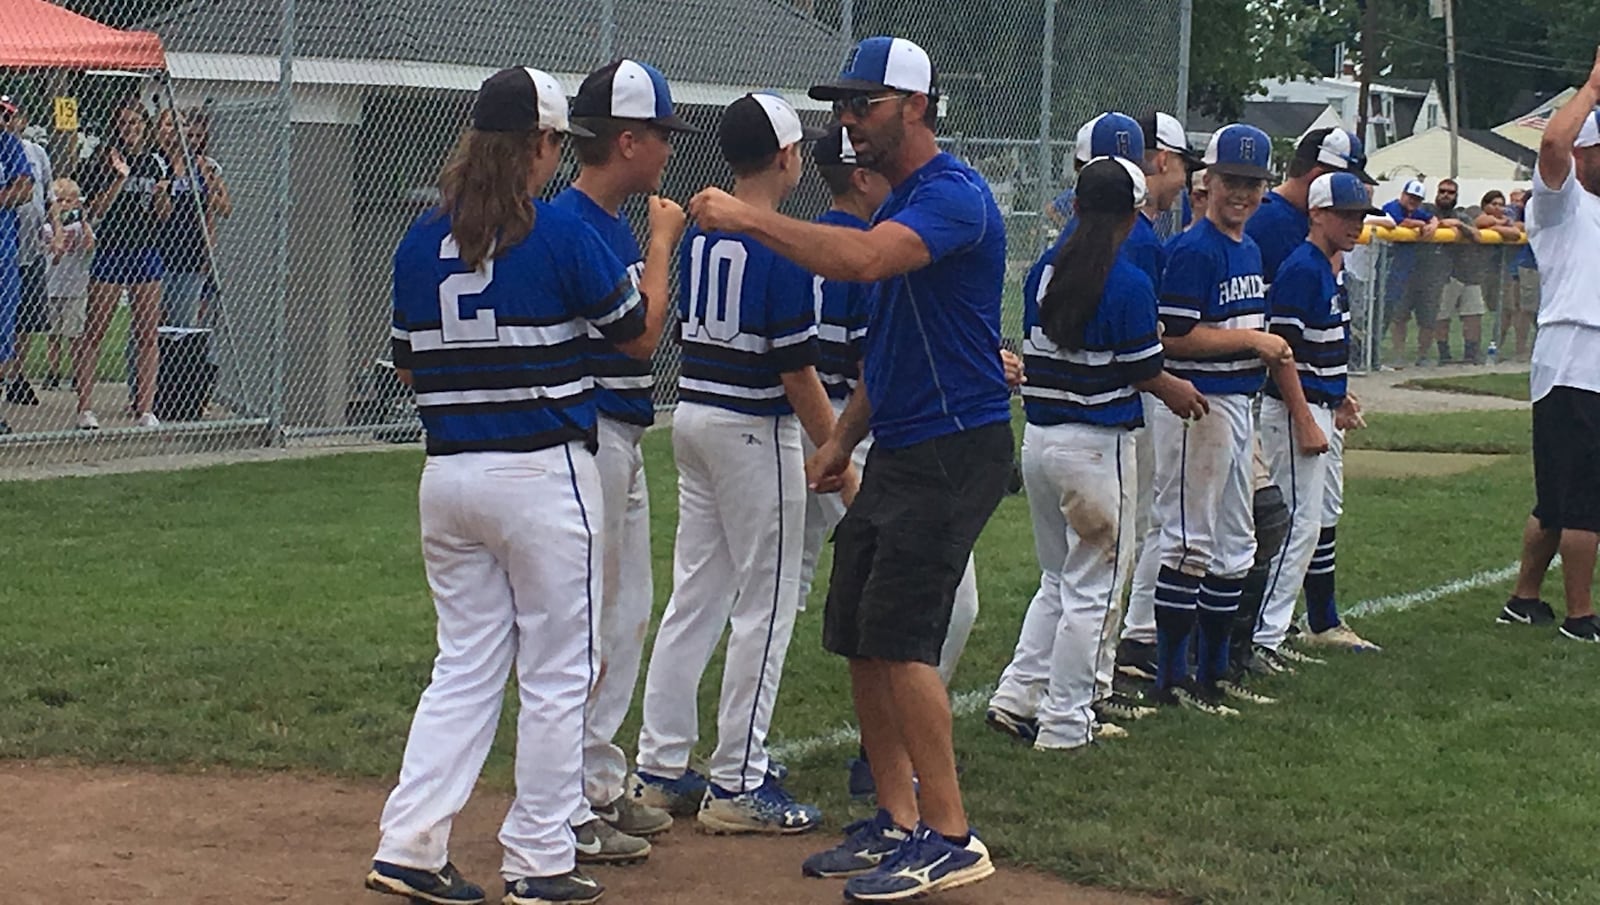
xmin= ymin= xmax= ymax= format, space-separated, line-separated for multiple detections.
xmin=1120 ymin=394 xmax=1161 ymax=646
xmin=1150 ymin=392 xmax=1257 ymax=580
xmin=799 ymin=399 xmax=980 ymax=685
xmin=375 ymin=445 xmax=599 ymax=881
xmin=991 ymin=423 xmax=1136 ymax=744
xmin=637 ymin=402 xmax=805 ymax=793
xmin=571 ymin=415 xmax=653 ymax=825
xmin=1255 ymin=397 xmax=1344 ymax=649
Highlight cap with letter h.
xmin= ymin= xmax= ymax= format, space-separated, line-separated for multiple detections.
xmin=810 ymin=36 xmax=938 ymax=100
xmin=719 ymin=92 xmax=826 ymax=166
xmin=1309 ymin=172 xmax=1382 ymax=215
xmin=473 ymin=66 xmax=592 ymax=137
xmin=1203 ymin=123 xmax=1274 ymax=180
xmin=1074 ymin=112 xmax=1145 ymax=165
xmin=571 ymin=59 xmax=702 ymax=133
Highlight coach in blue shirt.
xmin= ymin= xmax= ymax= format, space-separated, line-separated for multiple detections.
xmin=689 ymin=35 xmax=1009 ymax=901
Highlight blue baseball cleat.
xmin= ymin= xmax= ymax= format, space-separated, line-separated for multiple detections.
xmin=842 ymin=824 xmax=995 ymax=902
xmin=365 ymin=860 xmax=485 ymax=904
xmin=630 ymin=768 xmax=709 ymax=818
xmin=802 ymin=809 xmax=909 ymax=878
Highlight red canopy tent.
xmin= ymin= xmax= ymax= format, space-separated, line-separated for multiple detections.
xmin=0 ymin=0 xmax=165 ymax=71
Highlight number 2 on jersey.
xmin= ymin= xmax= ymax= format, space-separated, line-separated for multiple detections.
xmin=438 ymin=235 xmax=497 ymax=342
xmin=685 ymin=235 xmax=746 ymax=342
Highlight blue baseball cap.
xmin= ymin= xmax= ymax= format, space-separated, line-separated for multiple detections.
xmin=572 ymin=59 xmax=701 ymax=133
xmin=1203 ymin=123 xmax=1273 ymax=180
xmin=1073 ymin=112 xmax=1145 ymax=165
xmin=1308 ymin=172 xmax=1382 ymax=215
xmin=809 ymin=36 xmax=938 ymax=101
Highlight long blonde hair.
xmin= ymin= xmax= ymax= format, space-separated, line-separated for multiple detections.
xmin=437 ymin=129 xmax=542 ymax=271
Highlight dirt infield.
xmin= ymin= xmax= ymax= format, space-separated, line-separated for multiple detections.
xmin=2 ymin=762 xmax=1163 ymax=905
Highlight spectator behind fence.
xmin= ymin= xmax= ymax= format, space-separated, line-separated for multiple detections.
xmin=44 ymin=177 xmax=93 ymax=390
xmin=1423 ymin=178 xmax=1487 ymax=364
xmin=4 ymin=99 xmax=53 ymax=408
xmin=1473 ymin=190 xmax=1526 ymax=361
xmin=1381 ymin=179 xmax=1439 ymax=366
xmin=157 ymin=107 xmax=229 ymax=328
xmin=0 ymin=99 xmax=31 ymax=437
xmin=1505 ymin=188 xmax=1540 ymax=361
xmin=76 ymin=97 xmax=172 ymax=431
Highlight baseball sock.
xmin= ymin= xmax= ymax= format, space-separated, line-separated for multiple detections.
xmin=1196 ymin=575 xmax=1244 ymax=686
xmin=1231 ymin=561 xmax=1271 ymax=662
xmin=1154 ymin=567 xmax=1200 ymax=689
xmin=1304 ymin=527 xmax=1339 ymax=632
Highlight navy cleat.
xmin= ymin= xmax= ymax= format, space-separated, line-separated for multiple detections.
xmin=802 ymin=809 xmax=910 ymax=878
xmin=503 ymin=869 xmax=604 ymax=905
xmin=630 ymin=769 xmax=709 ymax=818
xmin=984 ymin=706 xmax=1038 ymax=744
xmin=842 ymin=824 xmax=995 ymax=902
xmin=847 ymin=756 xmax=876 ymax=801
xmin=365 ymin=861 xmax=485 ymax=904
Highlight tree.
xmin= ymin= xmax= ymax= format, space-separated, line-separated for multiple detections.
xmin=1189 ymin=0 xmax=1358 ymax=120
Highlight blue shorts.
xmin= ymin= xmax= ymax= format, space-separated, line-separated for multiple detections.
xmin=91 ymin=247 xmax=164 ymax=285
xmin=0 ymin=263 xmax=18 ymax=361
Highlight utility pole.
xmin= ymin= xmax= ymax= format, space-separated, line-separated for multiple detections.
xmin=1357 ymin=0 xmax=1377 ymax=148
xmin=1440 ymin=0 xmax=1462 ymax=177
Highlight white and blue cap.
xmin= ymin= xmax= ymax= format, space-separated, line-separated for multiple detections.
xmin=1402 ymin=178 xmax=1426 ymax=198
xmin=1074 ymin=112 xmax=1145 ymax=165
xmin=473 ymin=66 xmax=593 ymax=137
xmin=1295 ymin=127 xmax=1375 ymax=184
xmin=1308 ymin=172 xmax=1382 ymax=215
xmin=1203 ymin=123 xmax=1274 ymax=180
xmin=719 ymin=92 xmax=826 ymax=166
xmin=1076 ymin=156 xmax=1149 ymax=213
xmin=571 ymin=59 xmax=701 ymax=133
xmin=1576 ymin=107 xmax=1600 ymax=148
xmin=809 ymin=36 xmax=938 ymax=101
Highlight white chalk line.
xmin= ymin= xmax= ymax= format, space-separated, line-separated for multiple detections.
xmin=768 ymin=562 xmax=1520 ymax=762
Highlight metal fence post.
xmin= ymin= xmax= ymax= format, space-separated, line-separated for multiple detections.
xmin=1038 ymin=0 xmax=1056 ymax=223
xmin=1177 ymin=0 xmax=1193 ymax=120
xmin=270 ymin=0 xmax=294 ymax=441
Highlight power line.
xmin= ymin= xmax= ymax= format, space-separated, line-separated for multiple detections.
xmin=1375 ymin=28 xmax=1590 ymax=74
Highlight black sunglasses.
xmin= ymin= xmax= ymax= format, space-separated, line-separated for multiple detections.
xmin=831 ymin=93 xmax=905 ymax=119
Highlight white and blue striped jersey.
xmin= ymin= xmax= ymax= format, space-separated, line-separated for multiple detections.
xmin=1021 ymin=256 xmax=1164 ymax=428
xmin=676 ymin=226 xmax=819 ymax=415
xmin=813 ymin=209 xmax=873 ymax=400
xmin=1158 ymin=218 xmax=1268 ymax=397
xmin=1265 ymin=240 xmax=1349 ymax=407
xmin=391 ymin=203 xmax=645 ymax=455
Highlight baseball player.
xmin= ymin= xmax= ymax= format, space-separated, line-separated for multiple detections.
xmin=368 ymin=66 xmax=682 ymax=905
xmin=549 ymin=57 xmax=700 ymax=866
xmin=1148 ymin=123 xmax=1299 ymax=715
xmin=1254 ymin=172 xmax=1381 ymax=665
xmin=0 ymin=104 xmax=31 ymax=436
xmin=691 ymin=35 xmax=1013 ymax=900
xmin=633 ymin=91 xmax=837 ymax=836
xmin=992 ymin=156 xmax=1207 ymax=752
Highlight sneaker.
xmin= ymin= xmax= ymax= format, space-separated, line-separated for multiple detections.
xmin=1497 ymin=596 xmax=1557 ymax=626
xmin=847 ymin=756 xmax=876 ymax=801
xmin=1095 ymin=692 xmax=1157 ymax=723
xmin=1115 ymin=638 xmax=1158 ymax=681
xmin=593 ymin=794 xmax=672 ymax=838
xmin=572 ymin=818 xmax=650 ymax=865
xmin=984 ymin=706 xmax=1039 ymax=744
xmin=1302 ymin=623 xmax=1383 ymax=652
xmin=6 ymin=377 xmax=39 ymax=406
xmin=503 ymin=870 xmax=603 ymax=905
xmin=1153 ymin=680 xmax=1240 ymax=717
xmin=1275 ymin=644 xmax=1326 ymax=666
xmin=842 ymin=824 xmax=995 ymax=902
xmin=1217 ymin=678 xmax=1277 ymax=705
xmin=697 ymin=777 xmax=821 ymax=835
xmin=1249 ymin=644 xmax=1294 ymax=676
xmin=629 ymin=769 xmax=708 ymax=818
xmin=365 ymin=860 xmax=485 ymax=904
xmin=802 ymin=809 xmax=910 ymax=878
xmin=135 ymin=412 xmax=161 ymax=428
xmin=77 ymin=410 xmax=100 ymax=431
xmin=1559 ymin=615 xmax=1600 ymax=643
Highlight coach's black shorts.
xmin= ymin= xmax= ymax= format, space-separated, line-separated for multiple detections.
xmin=822 ymin=421 xmax=1014 ymax=666
xmin=1533 ymin=386 xmax=1600 ymax=533
xmin=16 ymin=260 xmax=49 ymax=334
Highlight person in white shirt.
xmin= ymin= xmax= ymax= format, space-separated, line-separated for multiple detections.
xmin=1496 ymin=46 xmax=1600 ymax=643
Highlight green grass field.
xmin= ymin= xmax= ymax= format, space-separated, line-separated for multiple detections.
xmin=1399 ymin=371 xmax=1532 ymax=402
xmin=4 ymin=406 xmax=1593 ymax=904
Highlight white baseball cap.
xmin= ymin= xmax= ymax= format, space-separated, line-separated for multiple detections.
xmin=1137 ymin=111 xmax=1204 ymax=168
xmin=472 ymin=67 xmax=592 ymax=137
xmin=1577 ymin=108 xmax=1600 ymax=148
xmin=1402 ymin=178 xmax=1426 ymax=198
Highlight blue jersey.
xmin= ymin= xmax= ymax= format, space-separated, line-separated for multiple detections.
xmin=1159 ymin=218 xmax=1268 ymax=396
xmin=813 ymin=208 xmax=873 ymax=400
xmin=864 ymin=152 xmax=1011 ymax=448
xmin=1042 ymin=211 xmax=1167 ymax=293
xmin=1265 ymin=241 xmax=1349 ymax=406
xmin=0 ymin=133 xmax=27 ymax=266
xmin=1245 ymin=190 xmax=1310 ymax=285
xmin=1022 ymin=256 xmax=1163 ymax=428
xmin=677 ymin=226 xmax=818 ymax=416
xmin=1380 ymin=199 xmax=1433 ymax=281
xmin=391 ymin=202 xmax=645 ymax=456
xmin=548 ymin=187 xmax=654 ymax=426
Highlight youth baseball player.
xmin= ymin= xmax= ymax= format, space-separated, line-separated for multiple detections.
xmin=633 ymin=91 xmax=836 ymax=836
xmin=367 ymin=66 xmax=681 ymax=905
xmin=550 ymin=57 xmax=700 ymax=865
xmin=1148 ymin=123 xmax=1297 ymax=715
xmin=992 ymin=156 xmax=1208 ymax=752
xmin=1255 ymin=172 xmax=1380 ymax=664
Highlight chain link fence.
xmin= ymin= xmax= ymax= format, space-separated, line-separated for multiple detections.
xmin=0 ymin=0 xmax=1186 ymax=470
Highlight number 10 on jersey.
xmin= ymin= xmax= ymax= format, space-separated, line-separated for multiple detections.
xmin=684 ymin=235 xmax=747 ymax=342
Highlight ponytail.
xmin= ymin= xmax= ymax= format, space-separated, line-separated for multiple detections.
xmin=1040 ymin=210 xmax=1135 ymax=350
xmin=437 ymin=128 xmax=542 ymax=271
